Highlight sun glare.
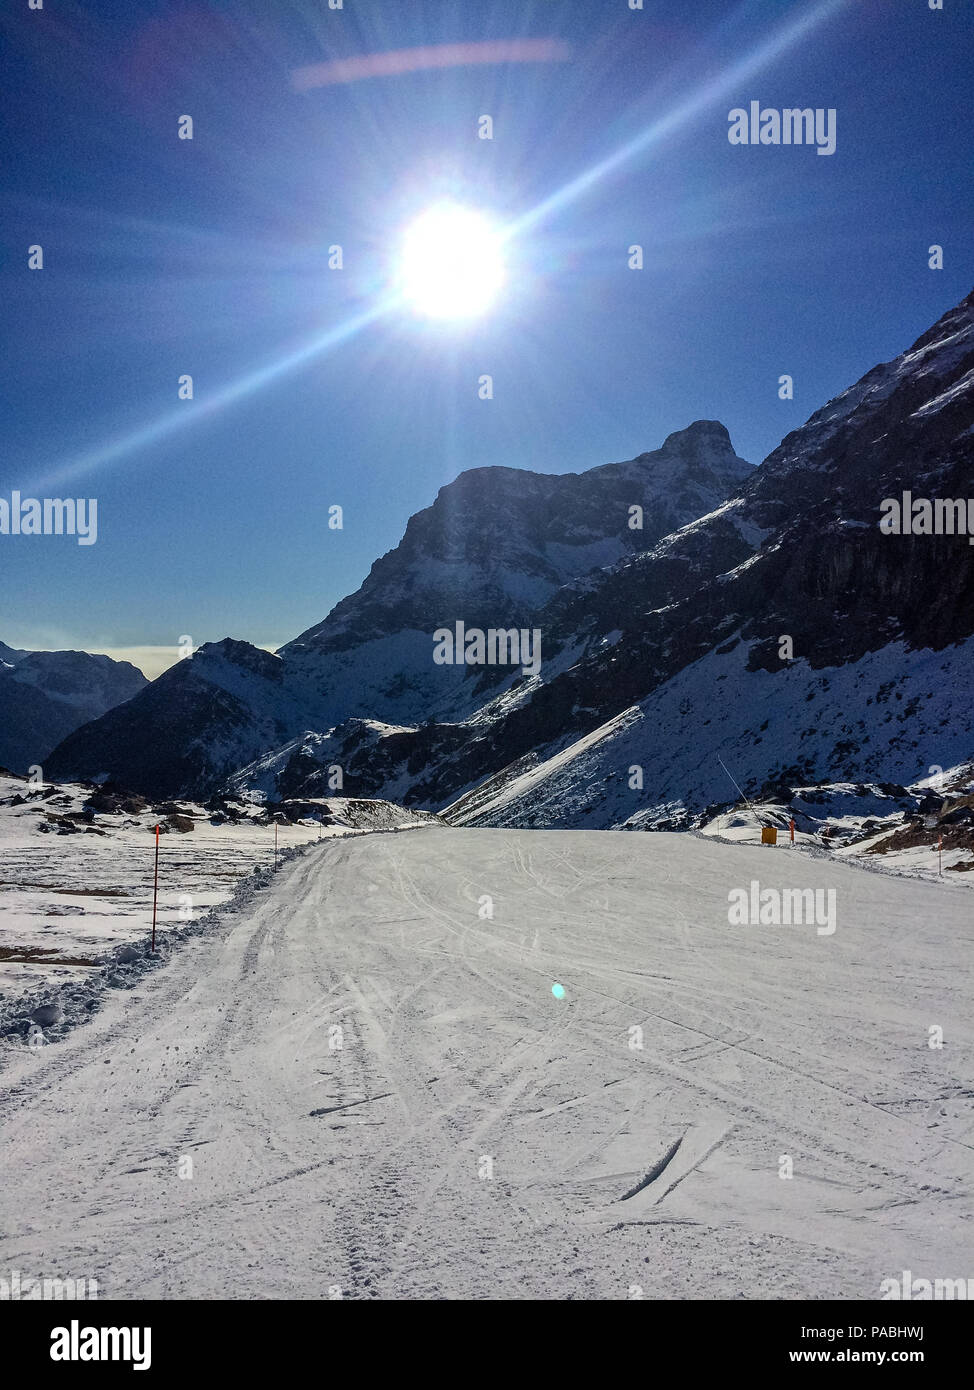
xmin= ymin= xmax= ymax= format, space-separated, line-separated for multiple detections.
xmin=399 ymin=204 xmax=505 ymax=320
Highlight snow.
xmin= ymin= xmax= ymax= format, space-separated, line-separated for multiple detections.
xmin=544 ymin=536 xmax=629 ymax=576
xmin=910 ymin=365 xmax=974 ymax=419
xmin=0 ymin=776 xmax=434 ymax=1006
xmin=445 ymin=707 xmax=642 ymax=825
xmin=771 ymin=302 xmax=974 ymax=460
xmin=225 ymin=724 xmax=420 ymax=800
xmin=448 ymin=636 xmax=974 ymax=831
xmin=0 ymin=824 xmax=971 ymax=1298
xmin=285 ymin=628 xmax=494 ymax=727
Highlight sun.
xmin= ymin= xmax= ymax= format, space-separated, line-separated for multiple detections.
xmin=398 ymin=203 xmax=505 ymax=320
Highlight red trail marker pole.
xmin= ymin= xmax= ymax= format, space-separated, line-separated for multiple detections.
xmin=275 ymin=821 xmax=278 ymax=870
xmin=151 ymin=824 xmax=160 ymax=953
xmin=939 ymin=832 xmax=943 ymax=877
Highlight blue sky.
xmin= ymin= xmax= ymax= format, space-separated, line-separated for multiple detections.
xmin=1 ymin=0 xmax=971 ymax=674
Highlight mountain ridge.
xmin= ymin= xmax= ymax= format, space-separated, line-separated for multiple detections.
xmin=45 ymin=287 xmax=974 ymax=816
xmin=45 ymin=420 xmax=753 ymax=795
xmin=0 ymin=648 xmax=147 ymax=774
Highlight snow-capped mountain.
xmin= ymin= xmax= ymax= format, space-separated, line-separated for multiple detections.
xmin=44 ymin=424 xmax=752 ymax=795
xmin=0 ymin=647 xmax=147 ymax=774
xmin=220 ymin=286 xmax=974 ymax=821
xmin=45 ymin=288 xmax=974 ymax=815
xmin=426 ymin=286 xmax=974 ymax=823
xmin=280 ymin=419 xmax=753 ymax=726
xmin=45 ymin=640 xmax=322 ymax=799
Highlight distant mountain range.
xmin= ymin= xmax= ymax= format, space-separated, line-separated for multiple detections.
xmin=44 ymin=288 xmax=974 ymax=827
xmin=0 ymin=646 xmax=147 ymax=774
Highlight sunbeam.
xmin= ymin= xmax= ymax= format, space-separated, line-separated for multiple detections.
xmin=22 ymin=0 xmax=848 ymax=497
xmin=511 ymin=0 xmax=849 ymax=236
xmin=27 ymin=300 xmax=394 ymax=495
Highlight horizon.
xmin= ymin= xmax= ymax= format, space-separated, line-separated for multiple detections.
xmin=6 ymin=290 xmax=972 ymax=679
xmin=8 ymin=408 xmax=752 ymax=676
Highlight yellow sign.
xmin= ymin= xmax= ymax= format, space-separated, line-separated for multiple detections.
xmin=761 ymin=826 xmax=778 ymax=845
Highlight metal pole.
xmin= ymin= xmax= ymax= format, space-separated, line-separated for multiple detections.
xmin=151 ymin=824 xmax=160 ymax=953
xmin=275 ymin=821 xmax=278 ymax=870
xmin=716 ymin=753 xmax=756 ymax=815
xmin=716 ymin=753 xmax=765 ymax=840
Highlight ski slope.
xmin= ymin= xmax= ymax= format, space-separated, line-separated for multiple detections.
xmin=0 ymin=775 xmax=434 ymax=1006
xmin=1 ymin=826 xmax=971 ymax=1300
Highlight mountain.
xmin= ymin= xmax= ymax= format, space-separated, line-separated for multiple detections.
xmin=426 ymin=285 xmax=974 ymax=823
xmin=45 ymin=640 xmax=318 ymax=799
xmin=44 ymin=424 xmax=753 ymax=794
xmin=216 ymin=286 xmax=974 ymax=821
xmin=0 ymin=648 xmax=147 ymax=774
xmin=45 ymin=287 xmax=974 ymax=815
xmin=280 ymin=419 xmax=752 ymax=726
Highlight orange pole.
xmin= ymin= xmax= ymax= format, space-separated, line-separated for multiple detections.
xmin=151 ymin=824 xmax=160 ymax=952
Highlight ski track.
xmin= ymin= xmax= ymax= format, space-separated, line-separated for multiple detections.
xmin=0 ymin=826 xmax=972 ymax=1300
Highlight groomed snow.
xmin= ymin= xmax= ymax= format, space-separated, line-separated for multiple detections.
xmin=0 ymin=777 xmax=433 ymax=1006
xmin=0 ymin=826 xmax=970 ymax=1299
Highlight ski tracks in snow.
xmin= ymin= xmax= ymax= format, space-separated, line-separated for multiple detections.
xmin=1 ymin=826 xmax=972 ymax=1298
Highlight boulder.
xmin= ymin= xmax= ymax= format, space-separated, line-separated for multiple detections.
xmin=30 ymin=1002 xmax=64 ymax=1028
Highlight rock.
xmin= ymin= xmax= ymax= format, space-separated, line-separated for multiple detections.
xmin=30 ymin=1002 xmax=64 ymax=1028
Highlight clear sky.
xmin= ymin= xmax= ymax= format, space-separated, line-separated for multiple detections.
xmin=1 ymin=0 xmax=971 ymax=674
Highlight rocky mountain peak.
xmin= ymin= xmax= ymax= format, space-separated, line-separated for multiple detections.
xmin=659 ymin=418 xmax=735 ymax=457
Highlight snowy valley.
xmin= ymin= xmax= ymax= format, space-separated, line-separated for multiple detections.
xmin=3 ymin=287 xmax=973 ymax=1305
